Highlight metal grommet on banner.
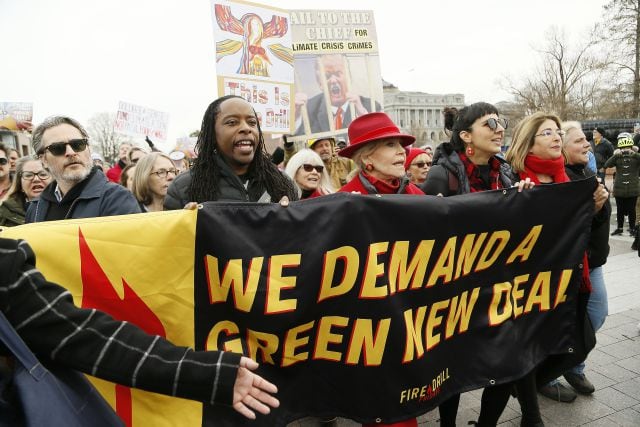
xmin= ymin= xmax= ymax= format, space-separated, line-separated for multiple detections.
xmin=489 ymin=379 xmax=496 ymax=385
xmin=502 ymin=189 xmax=507 ymax=195
xmin=568 ymin=347 xmax=574 ymax=353
xmin=375 ymin=418 xmax=382 ymax=423
xmin=197 ymin=204 xmax=204 ymax=209
xmin=578 ymin=264 xmax=583 ymax=268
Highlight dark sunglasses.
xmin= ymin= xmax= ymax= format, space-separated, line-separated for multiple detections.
xmin=41 ymin=139 xmax=89 ymax=156
xmin=483 ymin=117 xmax=508 ymax=131
xmin=0 ymin=158 xmax=7 ymax=166
xmin=411 ymin=161 xmax=432 ymax=168
xmin=301 ymin=164 xmax=324 ymax=173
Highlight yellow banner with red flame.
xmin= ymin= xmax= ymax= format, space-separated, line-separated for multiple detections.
xmin=2 ymin=209 xmax=201 ymax=427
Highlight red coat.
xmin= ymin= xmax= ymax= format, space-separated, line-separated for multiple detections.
xmin=106 ymin=162 xmax=123 ymax=183
xmin=339 ymin=174 xmax=424 ymax=195
xmin=340 ymin=173 xmax=421 ymax=427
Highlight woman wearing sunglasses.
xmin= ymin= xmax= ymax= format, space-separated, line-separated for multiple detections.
xmin=284 ymin=149 xmax=334 ymax=199
xmin=404 ymin=148 xmax=432 ymax=186
xmin=420 ymin=103 xmax=537 ymax=427
xmin=132 ymin=152 xmax=177 ymax=212
xmin=0 ymin=156 xmax=52 ymax=226
xmin=422 ymin=103 xmax=513 ymax=197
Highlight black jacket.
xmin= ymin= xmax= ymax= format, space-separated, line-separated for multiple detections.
xmin=421 ymin=142 xmax=512 ymax=196
xmin=590 ymin=138 xmax=614 ymax=171
xmin=164 ymin=155 xmax=296 ymax=209
xmin=0 ymin=238 xmax=240 ymax=405
xmin=565 ymin=164 xmax=611 ymax=267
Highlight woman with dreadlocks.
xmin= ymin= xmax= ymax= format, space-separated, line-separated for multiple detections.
xmin=164 ymin=95 xmax=297 ymax=209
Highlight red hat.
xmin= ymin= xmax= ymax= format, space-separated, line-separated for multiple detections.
xmin=338 ymin=112 xmax=415 ymax=158
xmin=404 ymin=148 xmax=428 ymax=170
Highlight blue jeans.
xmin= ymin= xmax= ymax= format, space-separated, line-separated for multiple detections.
xmin=567 ymin=266 xmax=608 ymax=375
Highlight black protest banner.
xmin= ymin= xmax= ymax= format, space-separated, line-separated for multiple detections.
xmin=195 ymin=178 xmax=595 ymax=426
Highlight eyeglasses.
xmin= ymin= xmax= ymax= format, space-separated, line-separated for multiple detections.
xmin=301 ymin=164 xmax=324 ymax=173
xmin=535 ymin=128 xmax=565 ymax=138
xmin=0 ymin=158 xmax=7 ymax=166
xmin=150 ymin=168 xmax=178 ymax=178
xmin=483 ymin=117 xmax=508 ymax=131
xmin=21 ymin=170 xmax=51 ymax=181
xmin=41 ymin=139 xmax=89 ymax=156
xmin=411 ymin=161 xmax=432 ymax=168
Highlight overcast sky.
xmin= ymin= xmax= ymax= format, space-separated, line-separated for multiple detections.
xmin=1 ymin=0 xmax=608 ymax=151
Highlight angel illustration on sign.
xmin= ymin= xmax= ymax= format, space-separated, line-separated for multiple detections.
xmin=215 ymin=4 xmax=293 ymax=77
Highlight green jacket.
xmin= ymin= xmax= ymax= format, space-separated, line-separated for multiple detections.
xmin=0 ymin=196 xmax=26 ymax=227
xmin=604 ymin=150 xmax=640 ymax=198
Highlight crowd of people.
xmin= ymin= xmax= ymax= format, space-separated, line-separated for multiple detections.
xmin=0 ymin=94 xmax=639 ymax=426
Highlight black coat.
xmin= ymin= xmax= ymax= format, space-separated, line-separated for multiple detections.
xmin=164 ymin=155 xmax=297 ymax=209
xmin=590 ymin=138 xmax=614 ymax=170
xmin=565 ymin=163 xmax=611 ymax=268
xmin=421 ymin=142 xmax=512 ymax=196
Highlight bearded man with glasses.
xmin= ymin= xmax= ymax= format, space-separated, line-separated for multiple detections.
xmin=25 ymin=116 xmax=140 ymax=222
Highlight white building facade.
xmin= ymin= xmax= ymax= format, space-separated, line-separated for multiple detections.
xmin=383 ymin=80 xmax=465 ymax=147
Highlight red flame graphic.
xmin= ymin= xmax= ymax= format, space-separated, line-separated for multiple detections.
xmin=79 ymin=229 xmax=166 ymax=427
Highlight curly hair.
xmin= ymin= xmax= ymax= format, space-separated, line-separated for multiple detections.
xmin=188 ymin=95 xmax=296 ymax=202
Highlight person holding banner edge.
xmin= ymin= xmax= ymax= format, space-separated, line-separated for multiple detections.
xmin=422 ymin=102 xmax=536 ymax=427
xmin=337 ymin=111 xmax=421 ymax=427
xmin=0 ymin=237 xmax=280 ymax=421
xmin=558 ymin=120 xmax=610 ymax=397
xmin=505 ymin=112 xmax=601 ymax=423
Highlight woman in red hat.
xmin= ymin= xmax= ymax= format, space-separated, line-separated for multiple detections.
xmin=337 ymin=112 xmax=423 ymax=197
xmin=404 ymin=147 xmax=432 ymax=186
xmin=337 ymin=112 xmax=420 ymax=427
